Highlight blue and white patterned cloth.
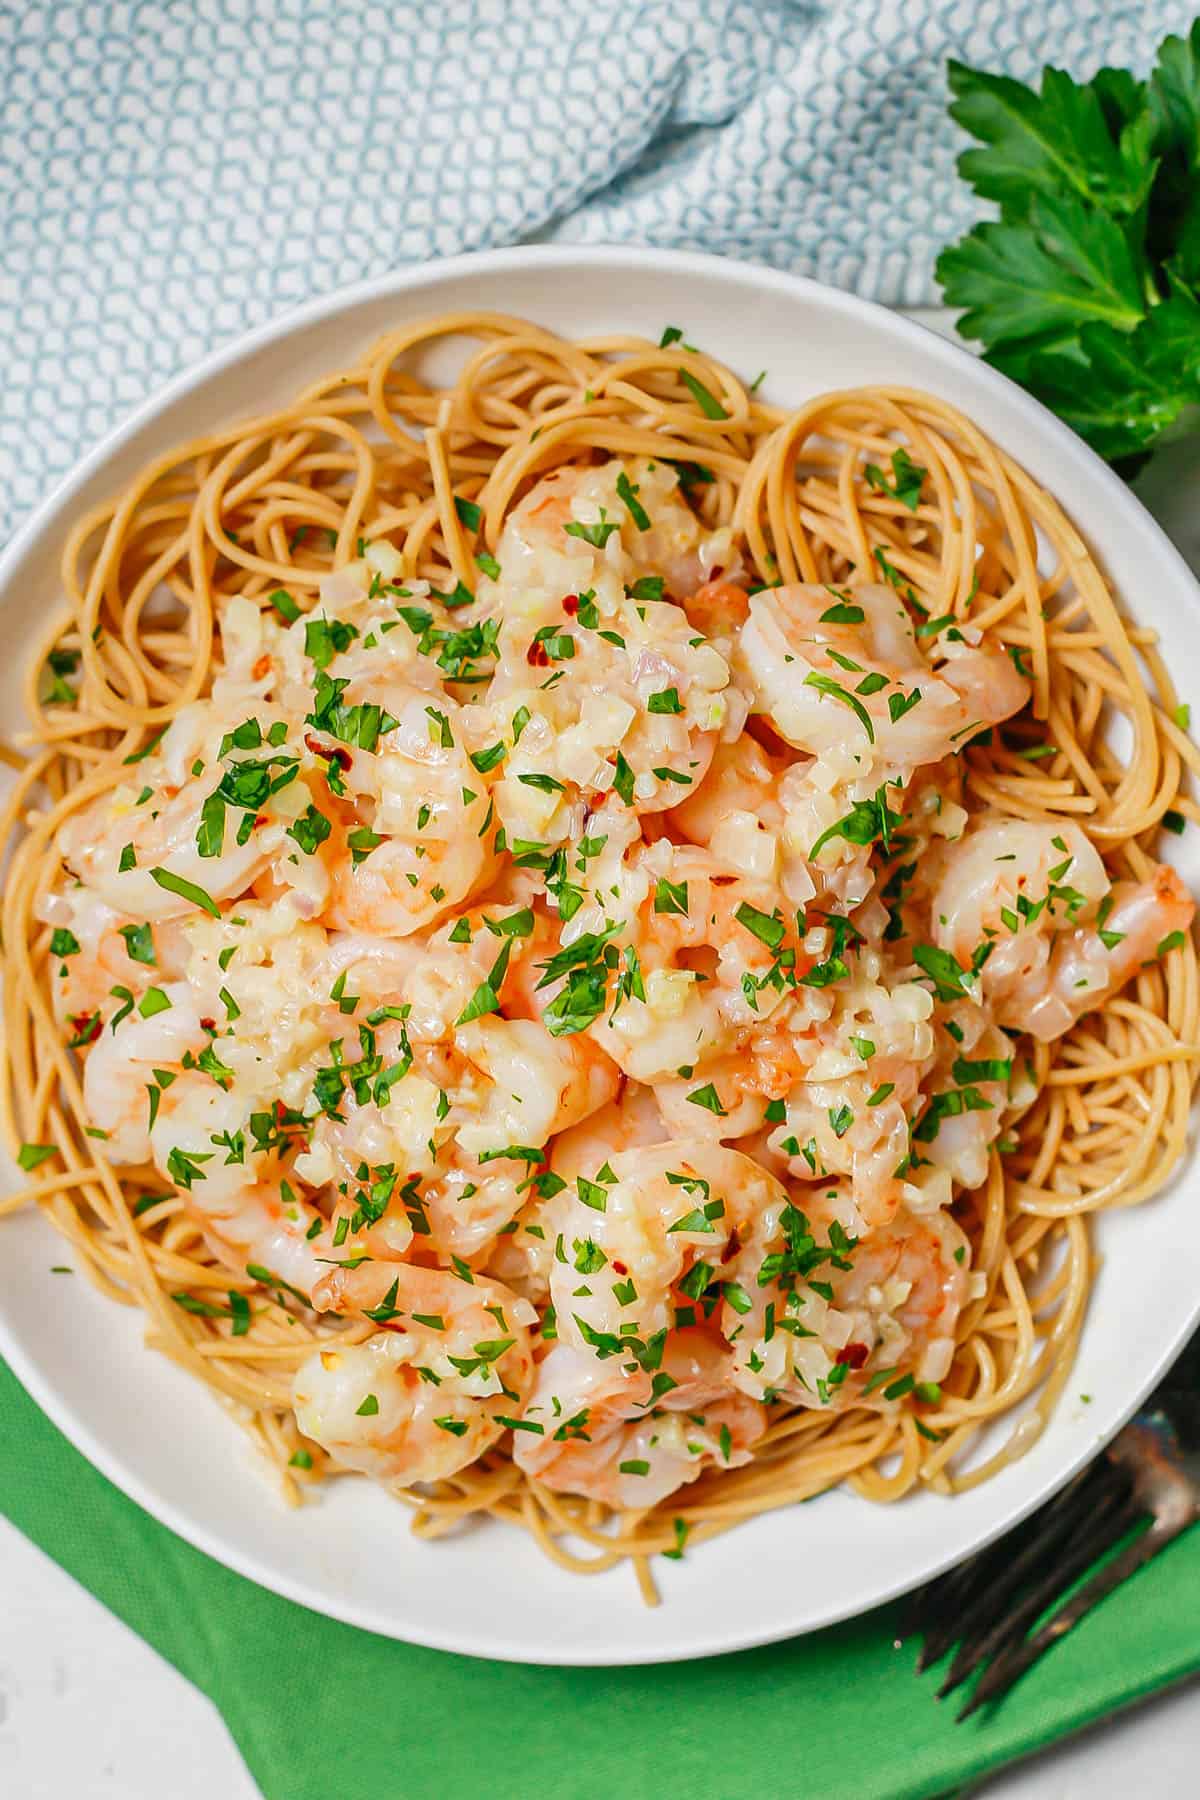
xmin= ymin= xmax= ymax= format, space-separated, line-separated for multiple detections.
xmin=1 ymin=0 xmax=1193 ymax=537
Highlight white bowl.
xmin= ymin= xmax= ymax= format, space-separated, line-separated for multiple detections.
xmin=2 ymin=246 xmax=1197 ymax=1665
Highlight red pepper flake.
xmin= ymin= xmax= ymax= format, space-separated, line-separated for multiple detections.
xmin=561 ymin=594 xmax=580 ymax=616
xmin=841 ymin=1341 xmax=870 ymax=1370
xmin=526 ymin=640 xmax=550 ymax=667
xmin=611 ymin=1259 xmax=628 ymax=1275
xmin=199 ymin=1016 xmax=216 ymax=1032
xmin=69 ymin=1011 xmax=102 ymax=1046
xmin=304 ymin=732 xmax=351 ymax=769
xmin=720 ymin=1227 xmax=741 ymax=1265
xmin=252 ymin=654 xmax=273 ymax=681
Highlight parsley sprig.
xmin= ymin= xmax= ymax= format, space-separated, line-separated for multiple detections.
xmin=937 ymin=25 xmax=1200 ymax=466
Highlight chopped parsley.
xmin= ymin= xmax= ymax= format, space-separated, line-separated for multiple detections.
xmin=564 ymin=510 xmax=619 ymax=549
xmin=149 ymin=867 xmax=220 ymax=918
xmin=17 ymin=1143 xmax=57 ymax=1172
xmin=615 ymin=471 xmax=651 ymax=530
xmin=679 ymin=369 xmax=728 ymax=419
xmin=864 ymin=447 xmax=926 ymax=511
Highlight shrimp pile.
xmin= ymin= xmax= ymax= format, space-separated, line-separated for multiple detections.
xmin=7 ymin=328 xmax=1197 ymax=1595
xmin=23 ymin=447 xmax=1192 ymax=1525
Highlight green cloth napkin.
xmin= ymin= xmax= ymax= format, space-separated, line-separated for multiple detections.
xmin=2 ymin=1357 xmax=1197 ymax=1800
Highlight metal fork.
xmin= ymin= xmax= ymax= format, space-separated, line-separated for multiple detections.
xmin=898 ymin=1372 xmax=1200 ymax=1720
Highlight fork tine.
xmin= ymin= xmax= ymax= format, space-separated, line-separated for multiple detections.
xmin=910 ymin=1456 xmax=1113 ymax=1661
xmin=903 ymin=1510 xmax=1026 ymax=1636
xmin=935 ymin=1475 xmax=1137 ymax=1699
xmin=912 ymin=1539 xmax=1019 ymax=1671
xmin=921 ymin=1458 xmax=1127 ymax=1678
xmin=906 ymin=1533 xmax=1015 ymax=1665
xmin=907 ymin=1463 xmax=1103 ymax=1664
xmin=957 ymin=1518 xmax=1168 ymax=1721
xmin=907 ymin=1481 xmax=1049 ymax=1630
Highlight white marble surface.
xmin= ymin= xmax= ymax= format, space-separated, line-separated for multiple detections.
xmin=0 ymin=1518 xmax=258 ymax=1800
xmin=3 ymin=301 xmax=1200 ymax=1800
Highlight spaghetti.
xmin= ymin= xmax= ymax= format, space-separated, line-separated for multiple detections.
xmin=3 ymin=313 xmax=1198 ymax=1603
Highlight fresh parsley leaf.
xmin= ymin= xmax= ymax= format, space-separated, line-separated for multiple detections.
xmin=945 ymin=58 xmax=1157 ymax=223
xmin=269 ymin=588 xmax=301 ymax=623
xmin=936 ymin=31 xmax=1200 ymax=466
xmin=803 ymin=672 xmax=875 ymax=743
xmin=615 ymin=471 xmax=651 ymax=530
xmin=679 ymin=369 xmax=728 ymax=419
xmin=938 ymin=193 xmax=1146 ymax=353
xmin=864 ymin=447 xmax=926 ymax=511
xmin=564 ymin=510 xmax=619 ymax=549
xmin=118 ymin=928 xmax=156 ymax=972
xmin=149 ymin=867 xmax=220 ymax=918
xmin=18 ymin=1143 xmax=57 ymax=1172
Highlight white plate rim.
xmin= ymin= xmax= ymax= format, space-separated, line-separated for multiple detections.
xmin=1 ymin=243 xmax=1198 ymax=1666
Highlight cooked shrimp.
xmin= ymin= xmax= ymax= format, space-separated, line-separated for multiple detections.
xmin=490 ymin=459 xmax=714 ymax=602
xmin=737 ymin=584 xmax=1029 ymax=774
xmin=670 ymin=734 xmax=785 ymax=851
xmin=314 ymin=678 xmax=497 ymax=936
xmin=671 ymin=730 xmax=914 ymax=914
xmin=487 ymin=1085 xmax=671 ymax=1305
xmin=294 ymin=1262 xmax=537 ymax=1484
xmin=725 ymin=1199 xmax=970 ymax=1407
xmin=680 ymin=577 xmax=751 ymax=645
xmin=762 ymin=1061 xmax=919 ymax=1233
xmin=478 ymin=464 xmax=741 ymax=842
xmin=80 ymin=907 xmax=427 ymax=1279
xmin=760 ymin=1007 xmax=1017 ymax=1217
xmin=740 ymin=940 xmax=963 ymax=1228
xmin=824 ymin=1203 xmax=970 ymax=1389
xmin=80 ymin=981 xmax=208 ymax=1162
xmin=909 ymin=1021 xmax=1026 ymax=1193
xmin=564 ymin=838 xmax=813 ymax=1093
xmin=930 ymin=821 xmax=1194 ymax=1039
xmin=220 ymin=548 xmax=493 ymax=707
xmin=318 ymin=928 xmax=427 ymax=998
xmin=183 ymin=1170 xmax=335 ymax=1297
xmin=412 ymin=900 xmax=621 ymax=1142
xmin=550 ymin=1140 xmax=792 ymax=1351
xmin=651 ymin=1036 xmax=814 ymax=1142
xmin=931 ymin=822 xmax=1108 ymax=964
xmin=38 ymin=887 xmax=190 ymax=1023
xmin=513 ymin=1333 xmax=765 ymax=1508
xmin=301 ymin=907 xmax=619 ymax=1258
xmin=307 ymin=1009 xmax=617 ymax=1258
xmin=57 ymin=700 xmax=295 ymax=920
xmin=550 ymin=1083 xmax=669 ymax=1180
xmin=668 ymin=735 xmax=800 ymax=886
xmin=1046 ymin=868 xmax=1196 ymax=1024
xmin=481 ymin=1194 xmax=560 ymax=1306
